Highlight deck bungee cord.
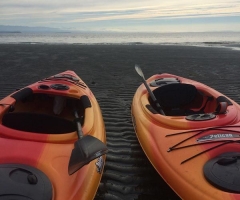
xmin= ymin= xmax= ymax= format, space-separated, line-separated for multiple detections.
xmin=167 ymin=126 xmax=240 ymax=163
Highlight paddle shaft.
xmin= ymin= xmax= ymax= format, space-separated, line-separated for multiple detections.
xmin=135 ymin=64 xmax=165 ymax=115
xmin=142 ymin=79 xmax=165 ymax=115
xmin=74 ymin=110 xmax=84 ymax=138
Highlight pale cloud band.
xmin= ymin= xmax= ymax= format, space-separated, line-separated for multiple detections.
xmin=0 ymin=0 xmax=240 ymax=32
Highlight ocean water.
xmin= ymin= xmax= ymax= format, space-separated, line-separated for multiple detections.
xmin=0 ymin=31 xmax=240 ymax=50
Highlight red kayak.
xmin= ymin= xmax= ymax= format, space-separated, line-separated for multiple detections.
xmin=0 ymin=70 xmax=108 ymax=200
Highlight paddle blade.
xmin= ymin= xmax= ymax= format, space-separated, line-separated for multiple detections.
xmin=135 ymin=64 xmax=145 ymax=79
xmin=68 ymin=135 xmax=108 ymax=175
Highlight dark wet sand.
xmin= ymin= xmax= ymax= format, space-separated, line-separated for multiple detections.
xmin=0 ymin=44 xmax=240 ymax=200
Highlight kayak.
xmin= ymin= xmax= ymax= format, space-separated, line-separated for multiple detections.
xmin=132 ymin=66 xmax=240 ymax=200
xmin=0 ymin=70 xmax=108 ymax=200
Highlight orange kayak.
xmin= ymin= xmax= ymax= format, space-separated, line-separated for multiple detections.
xmin=0 ymin=70 xmax=107 ymax=200
xmin=132 ymin=69 xmax=240 ymax=200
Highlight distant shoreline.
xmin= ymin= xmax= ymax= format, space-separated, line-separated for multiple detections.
xmin=0 ymin=31 xmax=21 ymax=33
xmin=0 ymin=31 xmax=72 ymax=34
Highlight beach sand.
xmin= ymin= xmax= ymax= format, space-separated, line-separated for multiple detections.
xmin=0 ymin=44 xmax=240 ymax=200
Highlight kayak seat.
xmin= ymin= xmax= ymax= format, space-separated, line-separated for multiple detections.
xmin=151 ymin=83 xmax=204 ymax=116
xmin=2 ymin=112 xmax=76 ymax=134
xmin=215 ymin=96 xmax=233 ymax=114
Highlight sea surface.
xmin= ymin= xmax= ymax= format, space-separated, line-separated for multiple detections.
xmin=0 ymin=31 xmax=240 ymax=50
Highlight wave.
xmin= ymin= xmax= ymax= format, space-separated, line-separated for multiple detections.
xmin=1 ymin=41 xmax=240 ymax=52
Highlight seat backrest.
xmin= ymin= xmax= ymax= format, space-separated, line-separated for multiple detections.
xmin=152 ymin=83 xmax=197 ymax=108
xmin=215 ymin=96 xmax=232 ymax=114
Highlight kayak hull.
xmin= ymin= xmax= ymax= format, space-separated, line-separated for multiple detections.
xmin=0 ymin=70 xmax=106 ymax=200
xmin=132 ymin=73 xmax=240 ymax=200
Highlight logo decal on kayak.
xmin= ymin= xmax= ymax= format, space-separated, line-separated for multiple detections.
xmin=197 ymin=133 xmax=240 ymax=142
xmin=96 ymin=156 xmax=104 ymax=173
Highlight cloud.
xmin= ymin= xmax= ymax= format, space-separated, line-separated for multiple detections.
xmin=0 ymin=0 xmax=240 ymax=31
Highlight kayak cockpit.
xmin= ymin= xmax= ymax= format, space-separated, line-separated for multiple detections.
xmin=148 ymin=79 xmax=232 ymax=117
xmin=1 ymin=87 xmax=92 ymax=134
xmin=2 ymin=112 xmax=76 ymax=134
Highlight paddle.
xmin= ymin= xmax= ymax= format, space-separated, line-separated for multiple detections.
xmin=135 ymin=64 xmax=165 ymax=115
xmin=68 ymin=108 xmax=108 ymax=175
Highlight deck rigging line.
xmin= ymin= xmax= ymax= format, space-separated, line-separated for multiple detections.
xmin=166 ymin=125 xmax=240 ymax=164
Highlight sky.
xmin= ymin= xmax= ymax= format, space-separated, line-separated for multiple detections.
xmin=0 ymin=0 xmax=240 ymax=32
